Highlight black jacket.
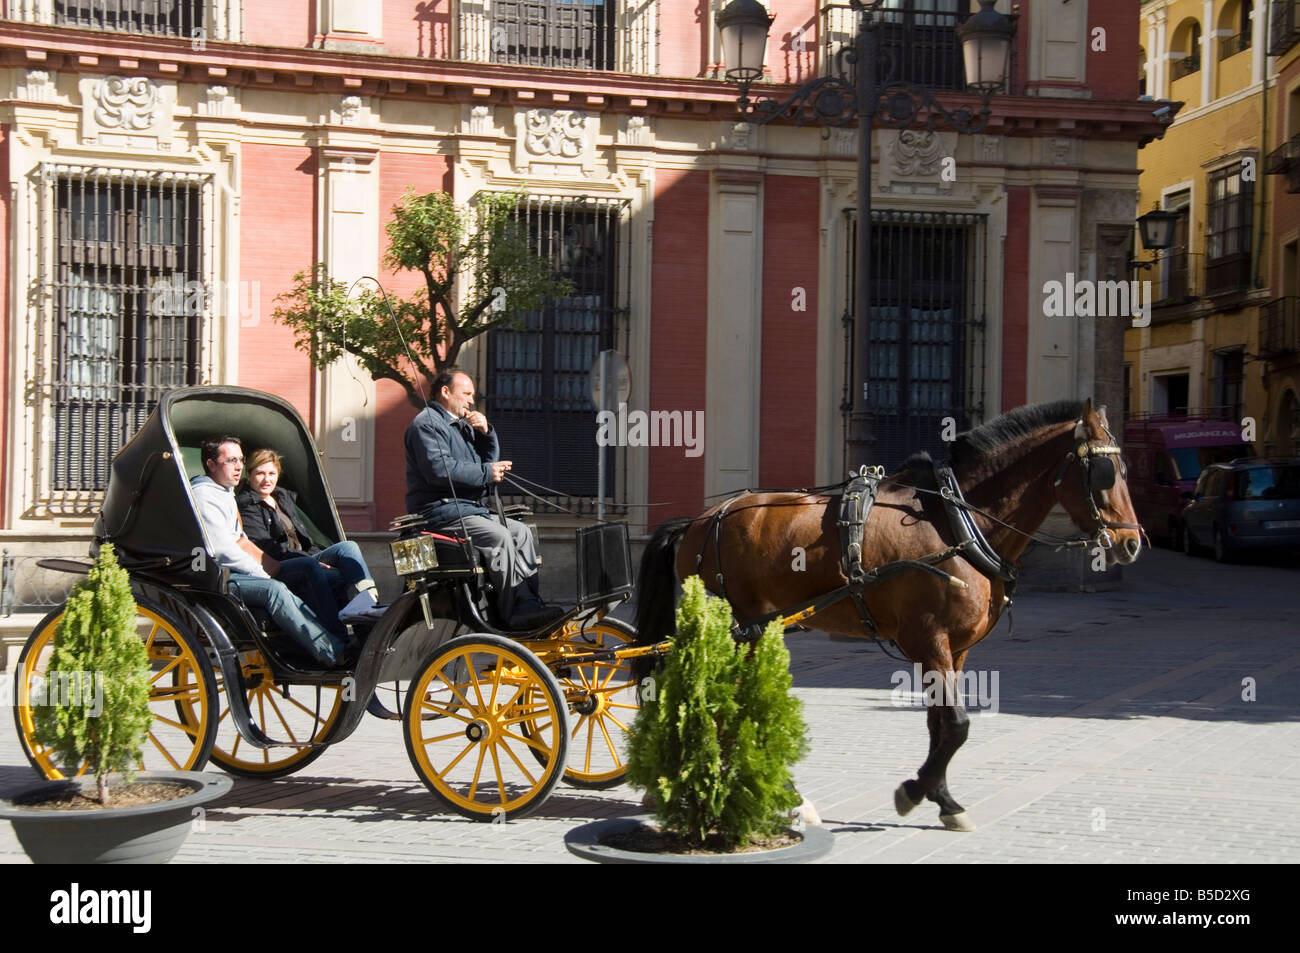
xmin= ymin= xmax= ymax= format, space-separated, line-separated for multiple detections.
xmin=236 ymin=486 xmax=318 ymax=561
xmin=404 ymin=402 xmax=500 ymax=527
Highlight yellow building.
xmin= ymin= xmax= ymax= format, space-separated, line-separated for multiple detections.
xmin=1129 ymin=0 xmax=1269 ymax=430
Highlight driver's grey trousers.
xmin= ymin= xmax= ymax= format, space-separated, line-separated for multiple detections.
xmin=442 ymin=514 xmax=542 ymax=623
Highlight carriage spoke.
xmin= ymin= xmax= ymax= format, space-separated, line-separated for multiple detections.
xmin=418 ymin=700 xmax=474 ymax=724
xmin=468 ymin=738 xmax=489 ymax=800
xmin=148 ymin=732 xmax=183 ymax=770
xmin=265 ymin=692 xmax=297 ymax=742
xmin=434 ymin=741 xmax=476 ymax=779
xmin=148 ymin=655 xmax=184 ymax=684
xmin=489 ymin=742 xmax=507 ymax=805
xmin=497 ymin=734 xmax=536 ymax=785
xmin=597 ymin=717 xmax=620 ymax=765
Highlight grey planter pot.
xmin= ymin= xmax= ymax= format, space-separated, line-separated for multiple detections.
xmin=565 ymin=815 xmax=834 ymax=864
xmin=0 ymin=771 xmax=233 ymax=864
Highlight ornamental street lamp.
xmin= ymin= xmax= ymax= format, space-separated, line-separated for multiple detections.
xmin=1130 ymin=206 xmax=1180 ymax=273
xmin=717 ymin=0 xmax=1014 ymax=467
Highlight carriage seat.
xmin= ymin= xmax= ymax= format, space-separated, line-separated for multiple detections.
xmin=390 ymin=514 xmax=479 ymax=573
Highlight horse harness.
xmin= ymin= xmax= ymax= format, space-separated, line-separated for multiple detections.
xmin=701 ymin=424 xmax=1140 ymax=644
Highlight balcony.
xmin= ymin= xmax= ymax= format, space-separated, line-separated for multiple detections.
xmin=4 ymin=0 xmax=237 ymax=41
xmin=1172 ymin=52 xmax=1201 ymax=79
xmin=1218 ymin=31 xmax=1251 ymax=60
xmin=1265 ymin=133 xmax=1300 ymax=194
xmin=1140 ymin=251 xmax=1202 ymax=308
xmin=1262 ymin=296 xmax=1300 ymax=359
xmin=457 ymin=0 xmax=655 ymax=72
xmin=1271 ymin=0 xmax=1300 ymax=57
xmin=819 ymin=3 xmax=1019 ymax=94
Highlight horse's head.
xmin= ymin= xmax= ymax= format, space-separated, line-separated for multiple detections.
xmin=1053 ymin=400 xmax=1144 ymax=565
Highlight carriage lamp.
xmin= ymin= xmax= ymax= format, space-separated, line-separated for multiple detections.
xmin=715 ymin=0 xmax=1014 ymax=468
xmin=391 ymin=535 xmax=440 ymax=576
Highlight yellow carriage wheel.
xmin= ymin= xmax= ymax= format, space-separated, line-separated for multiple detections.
xmin=532 ymin=619 xmax=642 ymax=790
xmin=183 ymin=651 xmax=345 ymax=780
xmin=404 ymin=634 xmax=568 ymax=821
xmin=12 ymin=604 xmax=218 ymax=779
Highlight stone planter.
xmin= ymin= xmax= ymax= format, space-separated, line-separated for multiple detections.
xmin=564 ymin=815 xmax=834 ymax=864
xmin=0 ymin=771 xmax=232 ymax=864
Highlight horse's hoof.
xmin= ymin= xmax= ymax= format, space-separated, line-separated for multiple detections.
xmin=894 ymin=783 xmax=922 ymax=816
xmin=940 ymin=811 xmax=976 ymax=832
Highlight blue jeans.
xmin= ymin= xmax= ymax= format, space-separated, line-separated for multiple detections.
xmin=276 ymin=541 xmax=371 ymax=638
xmin=227 ymin=573 xmax=346 ymax=667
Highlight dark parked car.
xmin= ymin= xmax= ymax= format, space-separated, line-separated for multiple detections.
xmin=1181 ymin=459 xmax=1300 ymax=562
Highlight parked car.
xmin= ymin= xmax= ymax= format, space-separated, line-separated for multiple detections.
xmin=1123 ymin=414 xmax=1252 ymax=549
xmin=1181 ymin=459 xmax=1300 ymax=562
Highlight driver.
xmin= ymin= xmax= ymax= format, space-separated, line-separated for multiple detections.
xmin=404 ymin=367 xmax=564 ymax=630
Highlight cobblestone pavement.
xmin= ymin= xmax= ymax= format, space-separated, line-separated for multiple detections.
xmin=2 ymin=547 xmax=1297 ymax=863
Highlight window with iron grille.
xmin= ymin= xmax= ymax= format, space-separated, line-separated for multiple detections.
xmin=1206 ymin=164 xmax=1254 ymax=296
xmin=842 ymin=208 xmax=987 ymax=470
xmin=47 ymin=171 xmax=208 ymax=494
xmin=53 ymin=0 xmax=204 ymax=36
xmin=484 ymin=196 xmax=630 ymax=504
xmin=491 ymin=0 xmax=615 ymax=70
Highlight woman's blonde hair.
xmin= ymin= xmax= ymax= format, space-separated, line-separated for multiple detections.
xmin=244 ymin=448 xmax=283 ymax=482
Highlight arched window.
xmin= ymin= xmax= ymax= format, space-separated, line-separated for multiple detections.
xmin=1172 ymin=19 xmax=1202 ymax=78
xmin=1218 ymin=0 xmax=1253 ymax=59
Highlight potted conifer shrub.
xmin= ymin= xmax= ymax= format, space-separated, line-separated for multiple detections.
xmin=0 ymin=544 xmax=230 ymax=863
xmin=565 ymin=576 xmax=832 ymax=863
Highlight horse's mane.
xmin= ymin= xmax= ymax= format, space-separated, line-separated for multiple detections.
xmin=950 ymin=399 xmax=1084 ymax=476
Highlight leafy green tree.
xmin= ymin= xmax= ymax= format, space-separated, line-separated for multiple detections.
xmin=33 ymin=544 xmax=152 ymax=806
xmin=626 ymin=576 xmax=810 ymax=848
xmin=273 ymin=189 xmax=571 ymax=410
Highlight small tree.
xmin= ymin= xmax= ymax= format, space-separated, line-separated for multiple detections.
xmin=33 ymin=544 xmax=152 ymax=806
xmin=626 ymin=576 xmax=809 ymax=848
xmin=273 ymin=189 xmax=572 ymax=409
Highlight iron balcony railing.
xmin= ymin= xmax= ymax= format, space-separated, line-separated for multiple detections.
xmin=1265 ymin=132 xmax=1300 ymax=194
xmin=1140 ymin=250 xmax=1202 ymax=307
xmin=457 ymin=0 xmax=656 ymax=73
xmin=4 ymin=0 xmax=238 ymax=40
xmin=1172 ymin=52 xmax=1201 ymax=79
xmin=819 ymin=3 xmax=1019 ymax=94
xmin=1218 ymin=30 xmax=1251 ymax=59
xmin=1270 ymin=0 xmax=1300 ymax=57
xmin=1261 ymin=296 xmax=1300 ymax=359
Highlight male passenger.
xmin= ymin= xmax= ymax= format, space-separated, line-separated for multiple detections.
xmin=190 ymin=435 xmax=347 ymax=667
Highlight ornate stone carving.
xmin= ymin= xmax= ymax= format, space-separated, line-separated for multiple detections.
xmin=524 ymin=109 xmax=587 ymax=157
xmin=976 ymin=134 xmax=1004 ymax=163
xmin=199 ymin=85 xmax=233 ymax=117
xmin=469 ymin=104 xmax=492 ymax=135
xmin=1049 ymin=138 xmax=1075 ymax=165
xmin=829 ymin=128 xmax=855 ymax=158
xmin=729 ymin=122 xmax=752 ymax=151
xmin=891 ymin=129 xmax=946 ymax=176
xmin=622 ymin=114 xmax=649 ymax=145
xmin=21 ymin=69 xmax=54 ymax=103
xmin=93 ymin=76 xmax=160 ymax=130
xmin=514 ymin=108 xmax=599 ymax=176
xmin=339 ymin=95 xmax=364 ymax=125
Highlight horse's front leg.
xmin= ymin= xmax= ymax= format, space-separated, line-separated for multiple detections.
xmin=893 ymin=667 xmax=975 ymax=832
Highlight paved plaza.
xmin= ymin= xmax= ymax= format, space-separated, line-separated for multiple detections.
xmin=1 ymin=546 xmax=1297 ymax=864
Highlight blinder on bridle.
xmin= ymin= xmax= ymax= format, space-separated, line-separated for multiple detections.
xmin=1053 ymin=430 xmax=1140 ymax=549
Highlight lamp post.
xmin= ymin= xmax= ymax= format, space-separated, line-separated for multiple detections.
xmin=1129 ymin=205 xmax=1179 ymax=272
xmin=716 ymin=0 xmax=1014 ymax=467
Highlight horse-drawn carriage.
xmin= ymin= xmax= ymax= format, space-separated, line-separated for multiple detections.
xmin=13 ymin=386 xmax=662 ymax=820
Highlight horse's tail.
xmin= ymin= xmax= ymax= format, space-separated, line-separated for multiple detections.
xmin=630 ymin=516 xmax=693 ymax=683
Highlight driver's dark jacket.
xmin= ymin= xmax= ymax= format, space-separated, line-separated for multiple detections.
xmin=404 ymin=401 xmax=500 ymax=528
xmin=236 ymin=486 xmax=317 ymax=561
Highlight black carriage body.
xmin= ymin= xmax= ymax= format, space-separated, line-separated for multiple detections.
xmin=93 ymin=386 xmax=347 ymax=588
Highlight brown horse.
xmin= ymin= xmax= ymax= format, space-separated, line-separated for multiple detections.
xmin=632 ymin=399 xmax=1143 ymax=831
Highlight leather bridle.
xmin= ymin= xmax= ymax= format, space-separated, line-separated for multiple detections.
xmin=1053 ymin=434 xmax=1144 ymax=551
